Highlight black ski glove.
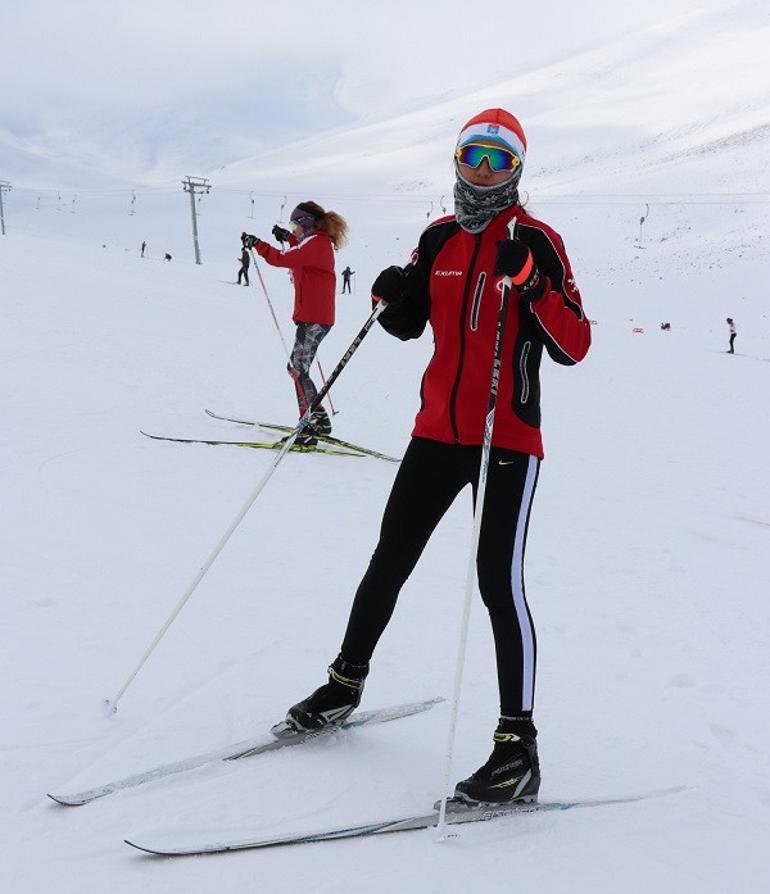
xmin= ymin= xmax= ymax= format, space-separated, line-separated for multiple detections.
xmin=371 ymin=265 xmax=407 ymax=308
xmin=495 ymin=239 xmax=545 ymax=298
xmin=242 ymin=233 xmax=259 ymax=249
xmin=272 ymin=225 xmax=291 ymax=244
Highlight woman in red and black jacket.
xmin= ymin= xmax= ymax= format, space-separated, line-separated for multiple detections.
xmin=277 ymin=110 xmax=591 ymax=806
xmin=243 ymin=201 xmax=347 ymax=445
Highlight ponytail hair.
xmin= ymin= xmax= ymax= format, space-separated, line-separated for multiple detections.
xmin=295 ymin=200 xmax=349 ymax=250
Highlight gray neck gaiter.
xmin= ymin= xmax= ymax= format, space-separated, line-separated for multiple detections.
xmin=453 ymin=169 xmax=520 ymax=233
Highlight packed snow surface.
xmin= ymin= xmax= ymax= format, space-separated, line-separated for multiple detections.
xmin=2 ymin=4 xmax=770 ymax=891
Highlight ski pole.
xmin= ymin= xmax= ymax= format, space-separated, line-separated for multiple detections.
xmin=316 ymin=361 xmax=338 ymax=415
xmin=435 ymin=218 xmax=517 ymax=835
xmin=250 ymin=248 xmax=292 ymax=362
xmin=250 ymin=245 xmax=324 ymax=416
xmin=104 ymin=301 xmax=388 ymax=715
xmin=250 ymin=246 xmax=336 ymax=418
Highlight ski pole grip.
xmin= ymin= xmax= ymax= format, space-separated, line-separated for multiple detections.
xmin=502 ymin=216 xmax=518 ymax=290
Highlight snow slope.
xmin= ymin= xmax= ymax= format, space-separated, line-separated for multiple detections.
xmin=3 ymin=5 xmax=770 ymax=892
xmin=4 ymin=213 xmax=770 ymax=891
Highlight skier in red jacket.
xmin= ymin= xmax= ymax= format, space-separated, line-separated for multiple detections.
xmin=276 ymin=109 xmax=591 ymax=806
xmin=243 ymin=201 xmax=348 ymax=444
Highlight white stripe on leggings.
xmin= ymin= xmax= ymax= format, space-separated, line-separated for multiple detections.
xmin=511 ymin=454 xmax=539 ymax=711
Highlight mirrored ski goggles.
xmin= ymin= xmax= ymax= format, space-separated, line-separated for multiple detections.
xmin=289 ymin=214 xmax=315 ymax=233
xmin=455 ymin=142 xmax=521 ymax=173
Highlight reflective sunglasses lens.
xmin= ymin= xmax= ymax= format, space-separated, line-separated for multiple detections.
xmin=456 ymin=143 xmax=519 ymax=172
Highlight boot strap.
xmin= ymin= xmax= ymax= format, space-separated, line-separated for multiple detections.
xmin=328 ymin=666 xmax=365 ymax=691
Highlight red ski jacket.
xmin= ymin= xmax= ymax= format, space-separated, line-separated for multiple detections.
xmin=255 ymin=233 xmax=336 ymax=326
xmin=377 ymin=207 xmax=591 ymax=458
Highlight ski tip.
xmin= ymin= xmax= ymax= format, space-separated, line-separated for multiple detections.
xmin=47 ymin=793 xmax=82 ymax=807
xmin=125 ymin=839 xmax=198 ymax=857
xmin=124 ymin=839 xmax=158 ymax=855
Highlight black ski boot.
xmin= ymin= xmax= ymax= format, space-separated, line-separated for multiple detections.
xmin=310 ymin=406 xmax=332 ymax=436
xmin=281 ymin=430 xmax=318 ymax=448
xmin=272 ymin=655 xmax=369 ymax=737
xmin=294 ymin=431 xmax=318 ymax=448
xmin=452 ymin=719 xmax=540 ymax=805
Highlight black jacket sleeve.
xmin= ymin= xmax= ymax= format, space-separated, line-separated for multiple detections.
xmin=518 ymin=224 xmax=590 ymax=366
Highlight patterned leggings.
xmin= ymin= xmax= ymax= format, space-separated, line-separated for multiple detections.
xmin=288 ymin=322 xmax=332 ymax=414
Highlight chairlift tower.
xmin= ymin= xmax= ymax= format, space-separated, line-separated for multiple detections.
xmin=182 ymin=176 xmax=212 ymax=265
xmin=0 ymin=181 xmax=12 ymax=235
xmin=638 ymin=203 xmax=650 ymax=247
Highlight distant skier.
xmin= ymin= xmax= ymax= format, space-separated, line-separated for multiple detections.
xmin=164 ymin=252 xmax=172 ymax=262
xmin=341 ymin=266 xmax=354 ymax=293
xmin=237 ymin=245 xmax=250 ymax=286
xmin=726 ymin=317 xmax=736 ymax=353
xmin=141 ymin=240 xmax=146 ymax=257
xmin=242 ymin=201 xmax=348 ymax=445
xmin=273 ymin=109 xmax=591 ymax=808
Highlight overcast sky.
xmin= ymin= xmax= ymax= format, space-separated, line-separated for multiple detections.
xmin=0 ymin=0 xmax=753 ymax=185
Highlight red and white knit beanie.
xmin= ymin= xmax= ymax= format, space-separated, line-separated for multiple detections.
xmin=456 ymin=108 xmax=527 ymax=164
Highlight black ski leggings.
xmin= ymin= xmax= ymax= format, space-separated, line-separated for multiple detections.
xmin=341 ymin=437 xmax=540 ymax=718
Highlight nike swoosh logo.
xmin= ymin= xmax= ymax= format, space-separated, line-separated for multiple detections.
xmin=498 ymin=460 xmax=515 ymax=466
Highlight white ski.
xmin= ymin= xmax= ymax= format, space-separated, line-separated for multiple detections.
xmin=48 ymin=698 xmax=442 ymax=807
xmin=124 ymin=787 xmax=687 ymax=856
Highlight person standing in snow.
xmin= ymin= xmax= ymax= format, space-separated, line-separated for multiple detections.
xmin=276 ymin=109 xmax=591 ymax=806
xmin=341 ymin=266 xmax=354 ymax=293
xmin=726 ymin=317 xmax=737 ymax=353
xmin=242 ymin=202 xmax=348 ymax=445
xmin=237 ymin=244 xmax=250 ymax=286
xmin=141 ymin=240 xmax=146 ymax=257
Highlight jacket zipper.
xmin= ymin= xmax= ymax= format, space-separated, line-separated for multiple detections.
xmin=470 ymin=272 xmax=486 ymax=331
xmin=449 ymin=234 xmax=483 ymax=443
xmin=519 ymin=340 xmax=532 ymax=404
